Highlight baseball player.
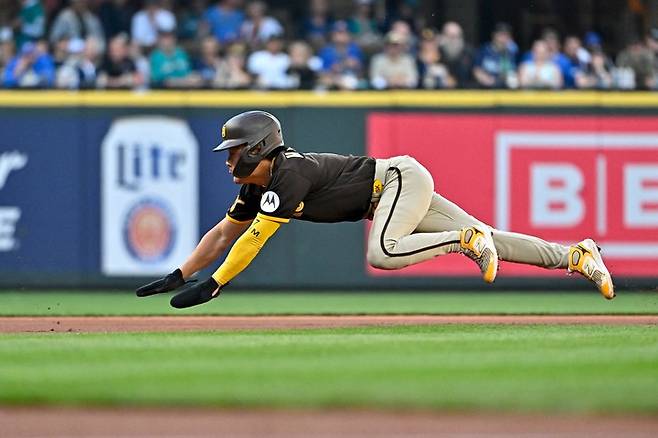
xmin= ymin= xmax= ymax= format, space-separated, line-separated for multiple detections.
xmin=136 ymin=111 xmax=615 ymax=308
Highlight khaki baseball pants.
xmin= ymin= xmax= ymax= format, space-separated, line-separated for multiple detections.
xmin=367 ymin=156 xmax=570 ymax=270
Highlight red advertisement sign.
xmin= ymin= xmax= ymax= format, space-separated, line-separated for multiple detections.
xmin=367 ymin=114 xmax=658 ymax=277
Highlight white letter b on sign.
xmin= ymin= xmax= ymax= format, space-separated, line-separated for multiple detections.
xmin=531 ymin=163 xmax=584 ymax=227
xmin=625 ymin=164 xmax=658 ymax=227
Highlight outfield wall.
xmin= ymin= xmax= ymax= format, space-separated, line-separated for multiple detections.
xmin=0 ymin=91 xmax=656 ymax=289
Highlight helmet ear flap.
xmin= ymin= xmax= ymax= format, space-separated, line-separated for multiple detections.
xmin=246 ymin=142 xmax=263 ymax=157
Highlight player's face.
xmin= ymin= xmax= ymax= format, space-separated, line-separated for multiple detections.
xmin=226 ymin=146 xmax=272 ymax=186
xmin=226 ymin=146 xmax=244 ymax=177
xmin=226 ymin=145 xmax=268 ymax=185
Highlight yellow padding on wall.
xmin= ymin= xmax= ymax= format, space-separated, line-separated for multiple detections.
xmin=0 ymin=90 xmax=656 ymax=108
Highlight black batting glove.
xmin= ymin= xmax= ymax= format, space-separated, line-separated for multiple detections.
xmin=135 ymin=269 xmax=186 ymax=297
xmin=170 ymin=277 xmax=223 ymax=309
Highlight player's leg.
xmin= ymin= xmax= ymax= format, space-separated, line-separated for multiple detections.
xmin=416 ymin=192 xmax=569 ymax=268
xmin=416 ymin=192 xmax=614 ymax=298
xmin=366 ymin=156 xmax=497 ymax=282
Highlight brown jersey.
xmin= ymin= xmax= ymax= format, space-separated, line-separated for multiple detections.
xmin=227 ymin=148 xmax=376 ymax=223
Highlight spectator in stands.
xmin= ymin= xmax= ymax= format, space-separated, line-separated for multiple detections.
xmin=99 ymin=0 xmax=133 ymax=41
xmin=55 ymin=37 xmax=99 ymax=89
xmin=51 ymin=36 xmax=70 ymax=68
xmin=583 ymin=31 xmax=603 ymax=55
xmin=370 ymin=30 xmax=417 ymax=89
xmin=473 ymin=22 xmax=517 ymax=88
xmin=97 ymin=33 xmax=143 ymax=89
xmin=540 ymin=28 xmax=562 ymax=59
xmin=563 ymin=36 xmax=589 ymax=88
xmin=533 ymin=28 xmax=573 ymax=81
xmin=579 ymin=50 xmax=613 ymax=89
xmin=194 ymin=35 xmax=223 ymax=87
xmin=439 ymin=21 xmax=475 ymax=88
xmin=3 ymin=40 xmax=54 ymax=88
xmin=347 ymin=0 xmax=382 ymax=54
xmin=215 ymin=42 xmax=252 ymax=88
xmin=616 ymin=37 xmax=656 ymax=90
xmin=240 ymin=1 xmax=283 ymax=49
xmin=0 ymin=27 xmax=15 ymax=73
xmin=15 ymin=0 xmax=46 ymax=48
xmin=203 ymin=0 xmax=244 ymax=44
xmin=130 ymin=39 xmax=150 ymax=85
xmin=131 ymin=0 xmax=176 ymax=50
xmin=519 ymin=40 xmax=562 ymax=89
xmin=177 ymin=0 xmax=206 ymax=42
xmin=247 ymin=34 xmax=290 ymax=89
xmin=302 ymin=0 xmax=333 ymax=50
xmin=286 ymin=40 xmax=321 ymax=89
xmin=149 ymin=28 xmax=201 ymax=88
xmin=389 ymin=19 xmax=415 ymax=53
xmin=49 ymin=0 xmax=105 ymax=54
xmin=416 ymin=37 xmax=455 ymax=89
xmin=318 ymin=20 xmax=363 ymax=90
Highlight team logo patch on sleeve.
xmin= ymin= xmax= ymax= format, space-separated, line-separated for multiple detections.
xmin=260 ymin=191 xmax=280 ymax=213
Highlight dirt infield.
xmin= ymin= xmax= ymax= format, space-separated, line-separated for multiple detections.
xmin=3 ymin=407 xmax=658 ymax=438
xmin=1 ymin=314 xmax=656 ymax=333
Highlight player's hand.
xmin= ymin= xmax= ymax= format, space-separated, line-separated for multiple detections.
xmin=170 ymin=277 xmax=223 ymax=309
xmin=135 ymin=269 xmax=186 ymax=297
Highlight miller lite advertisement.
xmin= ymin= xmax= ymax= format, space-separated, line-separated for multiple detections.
xmin=101 ymin=116 xmax=199 ymax=276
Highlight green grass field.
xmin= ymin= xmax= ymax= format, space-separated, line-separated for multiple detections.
xmin=1 ymin=291 xmax=657 ymax=413
xmin=2 ymin=290 xmax=658 ymax=315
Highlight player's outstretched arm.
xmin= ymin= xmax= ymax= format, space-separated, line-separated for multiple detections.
xmin=135 ymin=217 xmax=248 ymax=297
xmin=170 ymin=214 xmax=283 ymax=308
xmin=179 ymin=217 xmax=249 ymax=278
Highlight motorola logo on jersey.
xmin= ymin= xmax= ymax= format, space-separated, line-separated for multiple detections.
xmin=260 ymin=191 xmax=280 ymax=213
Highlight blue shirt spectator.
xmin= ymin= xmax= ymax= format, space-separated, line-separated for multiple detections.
xmin=318 ymin=21 xmax=363 ymax=73
xmin=3 ymin=42 xmax=54 ymax=88
xmin=301 ymin=0 xmax=333 ymax=48
xmin=203 ymin=0 xmax=244 ymax=43
xmin=561 ymin=36 xmax=590 ymax=88
xmin=473 ymin=23 xmax=518 ymax=88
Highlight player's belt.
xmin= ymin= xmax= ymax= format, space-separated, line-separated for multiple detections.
xmin=366 ymin=158 xmax=391 ymax=219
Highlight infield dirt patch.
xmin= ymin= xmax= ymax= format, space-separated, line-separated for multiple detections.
xmin=3 ymin=407 xmax=658 ymax=438
xmin=0 ymin=315 xmax=656 ymax=333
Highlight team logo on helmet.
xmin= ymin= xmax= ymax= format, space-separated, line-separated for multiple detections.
xmin=221 ymin=125 xmax=227 ymax=139
xmin=260 ymin=191 xmax=280 ymax=213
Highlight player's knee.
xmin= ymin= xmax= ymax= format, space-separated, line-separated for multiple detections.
xmin=367 ymin=249 xmax=403 ymax=270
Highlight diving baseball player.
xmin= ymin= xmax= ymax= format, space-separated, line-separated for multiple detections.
xmin=136 ymin=111 xmax=615 ymax=308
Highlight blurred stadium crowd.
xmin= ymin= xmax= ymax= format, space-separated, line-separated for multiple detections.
xmin=0 ymin=0 xmax=657 ymax=90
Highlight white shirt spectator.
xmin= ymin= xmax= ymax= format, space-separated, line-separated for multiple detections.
xmin=131 ymin=9 xmax=176 ymax=48
xmin=247 ymin=50 xmax=291 ymax=89
xmin=369 ymin=52 xmax=417 ymax=89
xmin=240 ymin=17 xmax=283 ymax=45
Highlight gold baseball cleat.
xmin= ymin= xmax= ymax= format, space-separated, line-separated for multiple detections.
xmin=568 ymin=239 xmax=615 ymax=300
xmin=460 ymin=226 xmax=498 ymax=283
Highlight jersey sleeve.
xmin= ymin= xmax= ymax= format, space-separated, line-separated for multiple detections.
xmin=226 ymin=184 xmax=261 ymax=224
xmin=258 ymin=169 xmax=312 ymax=223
